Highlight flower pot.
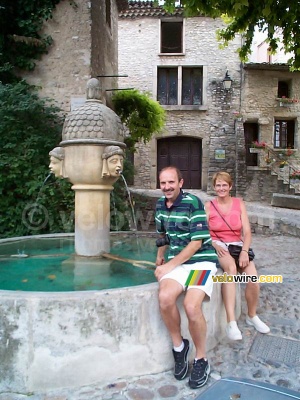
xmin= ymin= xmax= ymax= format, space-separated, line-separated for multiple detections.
xmin=249 ymin=147 xmax=263 ymax=153
xmin=290 ymin=179 xmax=300 ymax=185
xmin=279 ymin=101 xmax=289 ymax=107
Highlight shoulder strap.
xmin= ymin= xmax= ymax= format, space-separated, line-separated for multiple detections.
xmin=210 ymin=200 xmax=243 ymax=242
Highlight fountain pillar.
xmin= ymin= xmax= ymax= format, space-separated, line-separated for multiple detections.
xmin=73 ymin=185 xmax=112 ymax=255
xmin=56 ymin=78 xmax=126 ymax=256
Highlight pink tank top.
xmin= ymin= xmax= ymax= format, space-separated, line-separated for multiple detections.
xmin=209 ymin=198 xmax=242 ymax=243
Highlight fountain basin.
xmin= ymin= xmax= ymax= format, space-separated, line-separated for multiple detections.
xmin=0 ymin=234 xmax=240 ymax=392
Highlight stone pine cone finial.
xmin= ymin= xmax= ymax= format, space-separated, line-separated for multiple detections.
xmin=86 ymin=78 xmax=102 ymax=101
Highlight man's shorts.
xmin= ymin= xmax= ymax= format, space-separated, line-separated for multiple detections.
xmin=160 ymin=261 xmax=217 ymax=298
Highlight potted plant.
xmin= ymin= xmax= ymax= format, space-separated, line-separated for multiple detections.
xmin=249 ymin=141 xmax=267 ymax=152
xmin=264 ymin=156 xmax=274 ymax=165
xmin=276 ymin=96 xmax=299 ymax=107
xmin=279 ymin=160 xmax=288 ymax=168
xmin=290 ymin=170 xmax=300 ymax=182
xmin=233 ymin=111 xmax=243 ymax=121
xmin=283 ymin=148 xmax=294 ymax=157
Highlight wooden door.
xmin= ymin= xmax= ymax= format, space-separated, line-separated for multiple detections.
xmin=244 ymin=123 xmax=259 ymax=166
xmin=157 ymin=137 xmax=202 ymax=188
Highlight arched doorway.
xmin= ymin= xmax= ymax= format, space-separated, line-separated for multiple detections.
xmin=157 ymin=137 xmax=202 ymax=188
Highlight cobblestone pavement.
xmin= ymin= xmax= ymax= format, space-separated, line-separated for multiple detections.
xmin=1 ymin=197 xmax=300 ymax=400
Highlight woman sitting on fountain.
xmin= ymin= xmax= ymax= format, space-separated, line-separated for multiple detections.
xmin=101 ymin=145 xmax=124 ymax=178
xmin=205 ymin=171 xmax=270 ymax=340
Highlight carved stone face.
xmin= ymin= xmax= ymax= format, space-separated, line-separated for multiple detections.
xmin=107 ymin=154 xmax=124 ymax=176
xmin=49 ymin=155 xmax=63 ymax=178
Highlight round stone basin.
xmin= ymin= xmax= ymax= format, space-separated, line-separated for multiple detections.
xmin=0 ymin=234 xmax=230 ymax=392
xmin=0 ymin=233 xmax=156 ymax=291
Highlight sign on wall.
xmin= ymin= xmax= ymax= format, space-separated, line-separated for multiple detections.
xmin=215 ymin=149 xmax=226 ymax=160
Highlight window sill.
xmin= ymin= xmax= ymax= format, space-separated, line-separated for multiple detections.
xmin=247 ymin=166 xmax=269 ymax=171
xmin=158 ymin=52 xmax=185 ymax=57
xmin=161 ymin=105 xmax=207 ymax=111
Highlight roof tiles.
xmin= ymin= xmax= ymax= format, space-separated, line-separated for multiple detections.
xmin=119 ymin=0 xmax=184 ymax=18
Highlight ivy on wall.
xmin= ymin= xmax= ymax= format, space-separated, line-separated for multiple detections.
xmin=0 ymin=0 xmax=62 ymax=83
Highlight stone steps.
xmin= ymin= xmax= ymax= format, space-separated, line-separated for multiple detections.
xmin=271 ymin=193 xmax=300 ymax=210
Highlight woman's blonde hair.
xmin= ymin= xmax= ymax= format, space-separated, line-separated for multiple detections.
xmin=212 ymin=171 xmax=233 ymax=187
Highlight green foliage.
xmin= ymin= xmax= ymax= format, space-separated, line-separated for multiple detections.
xmin=0 ymin=0 xmax=61 ymax=83
xmin=112 ymin=89 xmax=166 ymax=149
xmin=163 ymin=0 xmax=300 ymax=69
xmin=0 ymin=81 xmax=74 ymax=238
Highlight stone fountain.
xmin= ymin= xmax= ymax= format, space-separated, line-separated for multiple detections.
xmin=0 ymin=78 xmax=235 ymax=393
xmin=57 ymin=77 xmax=126 ymax=256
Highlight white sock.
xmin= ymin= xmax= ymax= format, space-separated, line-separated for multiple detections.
xmin=173 ymin=341 xmax=184 ymax=352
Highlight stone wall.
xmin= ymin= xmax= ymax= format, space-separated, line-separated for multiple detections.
xmin=20 ymin=0 xmax=119 ymax=112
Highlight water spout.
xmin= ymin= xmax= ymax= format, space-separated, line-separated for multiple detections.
xmin=43 ymin=173 xmax=53 ymax=185
xmin=28 ymin=173 xmax=54 ymax=225
xmin=120 ymin=173 xmax=138 ymax=231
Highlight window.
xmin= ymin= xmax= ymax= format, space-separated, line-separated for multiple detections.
xmin=157 ymin=66 xmax=203 ymax=106
xmin=278 ymin=81 xmax=289 ymax=98
xmin=182 ymin=68 xmax=203 ymax=105
xmin=274 ymin=120 xmax=295 ymax=148
xmin=161 ymin=21 xmax=183 ymax=54
xmin=157 ymin=68 xmax=178 ymax=105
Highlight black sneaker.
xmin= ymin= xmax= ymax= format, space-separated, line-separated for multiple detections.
xmin=188 ymin=358 xmax=210 ymax=389
xmin=172 ymin=338 xmax=189 ymax=380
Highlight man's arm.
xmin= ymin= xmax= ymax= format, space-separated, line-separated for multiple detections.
xmin=156 ymin=234 xmax=167 ymax=266
xmin=154 ymin=239 xmax=202 ymax=281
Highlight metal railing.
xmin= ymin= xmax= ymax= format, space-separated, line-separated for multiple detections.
xmin=263 ymin=145 xmax=300 ymax=191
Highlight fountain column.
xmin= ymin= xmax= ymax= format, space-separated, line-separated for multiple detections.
xmin=59 ymin=78 xmax=126 ymax=256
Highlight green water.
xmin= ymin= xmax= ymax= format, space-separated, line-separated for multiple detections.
xmin=0 ymin=235 xmax=157 ymax=292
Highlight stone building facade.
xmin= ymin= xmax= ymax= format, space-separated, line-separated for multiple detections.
xmin=118 ymin=1 xmax=300 ymax=202
xmin=240 ymin=64 xmax=300 ymax=201
xmin=17 ymin=0 xmax=300 ymax=202
xmin=118 ymin=1 xmax=243 ymax=193
xmin=21 ymin=0 xmax=127 ymax=112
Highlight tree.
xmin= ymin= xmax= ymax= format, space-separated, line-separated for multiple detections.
xmin=164 ymin=0 xmax=300 ymax=69
xmin=112 ymin=89 xmax=166 ymax=150
xmin=0 ymin=81 xmax=74 ymax=238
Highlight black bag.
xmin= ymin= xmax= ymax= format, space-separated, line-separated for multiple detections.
xmin=228 ymin=244 xmax=255 ymax=264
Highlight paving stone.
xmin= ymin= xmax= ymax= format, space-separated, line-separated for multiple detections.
xmin=127 ymin=388 xmax=155 ymax=400
xmin=157 ymin=384 xmax=179 ymax=397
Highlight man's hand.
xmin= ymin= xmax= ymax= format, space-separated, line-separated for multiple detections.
xmin=156 ymin=256 xmax=165 ymax=266
xmin=154 ymin=262 xmax=174 ymax=281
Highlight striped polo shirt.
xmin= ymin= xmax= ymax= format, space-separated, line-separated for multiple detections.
xmin=155 ymin=190 xmax=217 ymax=264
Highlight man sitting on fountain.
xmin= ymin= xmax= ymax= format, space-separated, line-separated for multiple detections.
xmin=155 ymin=166 xmax=218 ymax=389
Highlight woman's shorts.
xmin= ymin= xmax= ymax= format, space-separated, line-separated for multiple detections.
xmin=159 ymin=261 xmax=217 ymax=298
xmin=212 ymin=240 xmax=243 ymax=251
